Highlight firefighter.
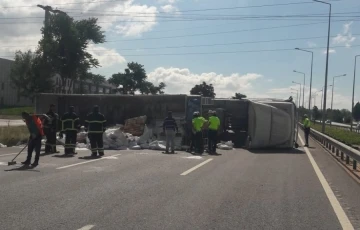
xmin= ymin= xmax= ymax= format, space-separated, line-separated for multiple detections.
xmin=192 ymin=111 xmax=207 ymax=154
xmin=85 ymin=105 xmax=106 ymax=157
xmin=207 ymin=110 xmax=220 ymax=155
xmin=21 ymin=112 xmax=44 ymax=167
xmin=303 ymin=114 xmax=311 ymax=147
xmin=59 ymin=106 xmax=80 ymax=155
xmin=44 ymin=104 xmax=59 ymax=154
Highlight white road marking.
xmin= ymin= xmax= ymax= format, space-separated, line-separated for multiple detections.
xmin=183 ymin=156 xmax=203 ymax=160
xmin=0 ymin=162 xmax=8 ymax=165
xmin=56 ymin=154 xmax=122 ymax=170
xmin=180 ymin=158 xmax=213 ymax=176
xmin=77 ymin=225 xmax=95 ymax=230
xmin=298 ymin=134 xmax=354 ymax=230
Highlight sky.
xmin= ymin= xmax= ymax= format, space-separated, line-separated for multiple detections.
xmin=0 ymin=0 xmax=359 ymax=110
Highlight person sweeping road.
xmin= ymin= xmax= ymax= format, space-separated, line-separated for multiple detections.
xmin=21 ymin=112 xmax=45 ymax=167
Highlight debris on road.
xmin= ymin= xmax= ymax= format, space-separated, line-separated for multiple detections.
xmin=123 ymin=116 xmax=147 ymax=136
xmin=0 ymin=143 xmax=7 ymax=148
xmin=217 ymin=141 xmax=234 ymax=150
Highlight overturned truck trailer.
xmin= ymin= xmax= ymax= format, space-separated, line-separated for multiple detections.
xmin=246 ymin=99 xmax=296 ymax=149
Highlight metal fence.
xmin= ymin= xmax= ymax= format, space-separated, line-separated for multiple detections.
xmin=302 ymin=124 xmax=360 ymax=171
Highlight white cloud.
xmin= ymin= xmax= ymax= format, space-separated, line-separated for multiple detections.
xmin=323 ymin=49 xmax=336 ymax=54
xmin=148 ymin=67 xmax=262 ymax=98
xmin=307 ymin=41 xmax=317 ymax=48
xmin=157 ymin=0 xmax=177 ymax=3
xmin=161 ymin=4 xmax=178 ymax=13
xmin=88 ymin=45 xmax=126 ymax=68
xmin=332 ymin=21 xmax=356 ymax=48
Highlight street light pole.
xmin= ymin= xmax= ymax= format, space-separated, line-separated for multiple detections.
xmin=292 ymin=81 xmax=302 ymax=107
xmin=291 ymin=88 xmax=299 ymax=107
xmin=351 ymin=55 xmax=360 ymax=131
xmin=313 ymin=0 xmax=331 ymax=133
xmin=294 ymin=70 xmax=306 ymax=108
xmin=295 ymin=48 xmax=314 ymax=111
xmin=331 ymin=74 xmax=346 ymax=113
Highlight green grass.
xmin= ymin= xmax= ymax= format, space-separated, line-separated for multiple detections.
xmin=0 ymin=126 xmax=29 ymax=146
xmin=0 ymin=106 xmax=34 ymax=119
xmin=312 ymin=123 xmax=360 ymax=146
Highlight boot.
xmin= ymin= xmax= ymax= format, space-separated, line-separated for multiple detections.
xmin=99 ymin=152 xmax=104 ymax=157
xmin=21 ymin=160 xmax=31 ymax=165
xmin=31 ymin=161 xmax=39 ymax=167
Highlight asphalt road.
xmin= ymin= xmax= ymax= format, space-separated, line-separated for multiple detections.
xmin=0 ymin=131 xmax=359 ymax=230
xmin=0 ymin=119 xmax=24 ymax=127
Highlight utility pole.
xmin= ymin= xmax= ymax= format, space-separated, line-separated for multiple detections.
xmin=313 ymin=0 xmax=331 ymax=133
xmin=351 ymin=55 xmax=360 ymax=131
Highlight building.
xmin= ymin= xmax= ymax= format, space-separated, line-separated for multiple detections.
xmin=53 ymin=74 xmax=116 ymax=94
xmin=0 ymin=58 xmax=32 ymax=106
xmin=0 ymin=57 xmax=116 ymax=107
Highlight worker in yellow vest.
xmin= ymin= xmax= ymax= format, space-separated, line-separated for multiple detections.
xmin=303 ymin=114 xmax=311 ymax=147
xmin=192 ymin=111 xmax=207 ymax=154
xmin=208 ymin=110 xmax=220 ymax=155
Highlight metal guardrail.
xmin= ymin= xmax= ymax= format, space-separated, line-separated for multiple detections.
xmin=300 ymin=124 xmax=360 ymax=170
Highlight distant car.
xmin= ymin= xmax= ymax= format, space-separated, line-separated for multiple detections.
xmin=326 ymin=120 xmax=332 ymax=124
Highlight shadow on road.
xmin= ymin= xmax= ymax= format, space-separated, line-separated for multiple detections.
xmin=53 ymin=154 xmax=74 ymax=158
xmin=247 ymin=148 xmax=305 ymax=154
xmin=78 ymin=156 xmax=101 ymax=160
xmin=4 ymin=165 xmax=40 ymax=172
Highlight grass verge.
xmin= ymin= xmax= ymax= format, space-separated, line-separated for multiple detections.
xmin=0 ymin=126 xmax=29 ymax=147
xmin=0 ymin=106 xmax=34 ymax=120
xmin=312 ymin=123 xmax=360 ymax=146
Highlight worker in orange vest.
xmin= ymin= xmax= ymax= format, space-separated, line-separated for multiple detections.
xmin=21 ymin=112 xmax=45 ymax=167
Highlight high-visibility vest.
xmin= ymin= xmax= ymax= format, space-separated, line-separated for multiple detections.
xmin=208 ymin=116 xmax=220 ymax=130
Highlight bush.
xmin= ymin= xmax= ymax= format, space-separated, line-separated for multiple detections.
xmin=0 ymin=126 xmax=29 ymax=146
xmin=312 ymin=123 xmax=360 ymax=146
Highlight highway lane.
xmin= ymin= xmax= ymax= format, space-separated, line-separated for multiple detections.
xmin=0 ymin=139 xmax=359 ymax=229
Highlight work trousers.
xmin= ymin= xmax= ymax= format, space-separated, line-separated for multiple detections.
xmin=26 ymin=136 xmax=42 ymax=163
xmin=208 ymin=129 xmax=218 ymax=154
xmin=191 ymin=131 xmax=203 ymax=154
xmin=304 ymin=127 xmax=310 ymax=146
xmin=45 ymin=129 xmax=57 ymax=153
xmin=89 ymin=133 xmax=104 ymax=156
xmin=165 ymin=129 xmax=175 ymax=153
xmin=65 ymin=130 xmax=77 ymax=154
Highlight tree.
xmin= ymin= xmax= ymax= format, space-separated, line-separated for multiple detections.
xmin=37 ymin=13 xmax=105 ymax=94
xmin=331 ymin=109 xmax=343 ymax=123
xmin=312 ymin=106 xmax=320 ymax=120
xmin=232 ymin=93 xmax=247 ymax=99
xmin=352 ymin=102 xmax=360 ymax=122
xmin=341 ymin=109 xmax=352 ymax=124
xmin=89 ymin=73 xmax=106 ymax=93
xmin=10 ymin=50 xmax=54 ymax=101
xmin=108 ymin=62 xmax=165 ymax=95
xmin=190 ymin=81 xmax=216 ymax=98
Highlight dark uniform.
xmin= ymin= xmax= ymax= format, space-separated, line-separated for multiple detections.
xmin=85 ymin=106 xmax=106 ymax=157
xmin=60 ymin=107 xmax=80 ymax=155
xmin=44 ymin=109 xmax=59 ymax=154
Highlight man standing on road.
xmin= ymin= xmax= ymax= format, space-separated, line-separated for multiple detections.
xmin=208 ymin=110 xmax=220 ymax=155
xmin=163 ymin=111 xmax=178 ymax=154
xmin=60 ymin=106 xmax=80 ymax=155
xmin=192 ymin=111 xmax=207 ymax=155
xmin=303 ymin=114 xmax=311 ymax=147
xmin=21 ymin=112 xmax=44 ymax=167
xmin=85 ymin=105 xmax=107 ymax=158
xmin=44 ymin=104 xmax=59 ymax=154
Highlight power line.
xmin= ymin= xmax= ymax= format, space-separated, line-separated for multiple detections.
xmin=1 ymin=18 xmax=357 ymax=43
xmin=0 ymin=44 xmax=358 ymax=58
xmin=1 ymin=0 xmax=129 ymax=9
xmin=57 ymin=1 xmax=316 ymax=13
xmin=2 ymin=32 xmax=359 ymax=50
xmin=106 ymin=20 xmax=357 ymax=42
